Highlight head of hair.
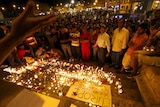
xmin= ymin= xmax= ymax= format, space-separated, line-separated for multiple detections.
xmin=138 ymin=22 xmax=149 ymax=30
xmin=118 ymin=18 xmax=125 ymax=24
xmin=138 ymin=22 xmax=150 ymax=35
xmin=100 ymin=24 xmax=106 ymax=29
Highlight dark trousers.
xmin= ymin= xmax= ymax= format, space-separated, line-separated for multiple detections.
xmin=97 ymin=47 xmax=107 ymax=67
xmin=71 ymin=46 xmax=81 ymax=60
xmin=111 ymin=51 xmax=123 ymax=68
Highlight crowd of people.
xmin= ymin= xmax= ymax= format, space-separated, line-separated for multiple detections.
xmin=0 ymin=0 xmax=160 ymax=80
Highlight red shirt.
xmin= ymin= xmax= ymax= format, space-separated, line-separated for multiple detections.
xmin=17 ymin=49 xmax=26 ymax=60
xmin=80 ymin=32 xmax=90 ymax=42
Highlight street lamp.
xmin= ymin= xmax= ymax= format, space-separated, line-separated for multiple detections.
xmin=22 ymin=7 xmax=25 ymax=10
xmin=36 ymin=4 xmax=39 ymax=10
xmin=1 ymin=7 xmax=5 ymax=11
xmin=12 ymin=4 xmax=17 ymax=17
xmin=71 ymin=0 xmax=75 ymax=4
xmin=13 ymin=4 xmax=16 ymax=9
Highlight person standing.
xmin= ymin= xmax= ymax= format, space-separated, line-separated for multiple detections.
xmin=111 ymin=18 xmax=129 ymax=69
xmin=80 ymin=26 xmax=91 ymax=61
xmin=59 ymin=27 xmax=73 ymax=61
xmin=120 ymin=23 xmax=149 ymax=73
xmin=93 ymin=25 xmax=111 ymax=67
xmin=91 ymin=26 xmax=100 ymax=61
xmin=127 ymin=23 xmax=160 ymax=79
xmin=70 ymin=25 xmax=81 ymax=62
xmin=50 ymin=26 xmax=61 ymax=50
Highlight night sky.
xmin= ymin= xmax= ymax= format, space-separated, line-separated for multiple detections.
xmin=0 ymin=0 xmax=70 ymax=6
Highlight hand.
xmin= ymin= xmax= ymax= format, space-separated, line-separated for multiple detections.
xmin=0 ymin=0 xmax=57 ymax=64
xmin=106 ymin=53 xmax=110 ymax=57
xmin=92 ymin=45 xmax=97 ymax=48
xmin=134 ymin=51 xmax=139 ymax=54
xmin=149 ymin=27 xmax=158 ymax=37
xmin=11 ymin=0 xmax=56 ymax=42
xmin=120 ymin=50 xmax=124 ymax=55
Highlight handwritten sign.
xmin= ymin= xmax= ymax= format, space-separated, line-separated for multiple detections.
xmin=66 ymin=81 xmax=112 ymax=107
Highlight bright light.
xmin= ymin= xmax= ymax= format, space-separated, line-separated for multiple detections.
xmin=22 ymin=7 xmax=25 ymax=10
xmin=18 ymin=7 xmax=20 ymax=9
xmin=1 ymin=7 xmax=5 ymax=10
xmin=71 ymin=0 xmax=74 ymax=4
xmin=65 ymin=4 xmax=69 ymax=7
xmin=36 ymin=4 xmax=39 ymax=7
xmin=93 ymin=2 xmax=96 ymax=5
xmin=13 ymin=5 xmax=16 ymax=8
xmin=60 ymin=3 xmax=63 ymax=5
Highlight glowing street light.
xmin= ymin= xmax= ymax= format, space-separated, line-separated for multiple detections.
xmin=1 ymin=7 xmax=5 ymax=10
xmin=36 ymin=4 xmax=39 ymax=10
xmin=71 ymin=0 xmax=74 ymax=4
xmin=22 ymin=7 xmax=25 ymax=10
xmin=13 ymin=4 xmax=16 ymax=8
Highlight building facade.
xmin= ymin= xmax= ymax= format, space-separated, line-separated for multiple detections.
xmin=106 ymin=0 xmax=160 ymax=14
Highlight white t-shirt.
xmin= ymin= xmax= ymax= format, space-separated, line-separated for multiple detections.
xmin=70 ymin=31 xmax=80 ymax=47
xmin=112 ymin=27 xmax=129 ymax=52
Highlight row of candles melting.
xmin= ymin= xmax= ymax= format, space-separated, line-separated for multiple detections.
xmin=3 ymin=58 xmax=123 ymax=106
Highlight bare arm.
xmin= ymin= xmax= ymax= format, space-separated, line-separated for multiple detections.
xmin=0 ymin=0 xmax=56 ymax=64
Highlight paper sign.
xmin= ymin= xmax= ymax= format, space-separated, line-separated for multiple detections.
xmin=66 ymin=81 xmax=112 ymax=107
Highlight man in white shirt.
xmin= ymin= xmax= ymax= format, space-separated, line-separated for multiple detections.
xmin=93 ymin=25 xmax=111 ymax=67
xmin=70 ymin=25 xmax=81 ymax=62
xmin=111 ymin=18 xmax=129 ymax=69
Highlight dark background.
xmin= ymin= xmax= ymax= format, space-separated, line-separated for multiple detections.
xmin=0 ymin=0 xmax=72 ymax=6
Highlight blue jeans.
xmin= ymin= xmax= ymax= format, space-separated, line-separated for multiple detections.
xmin=111 ymin=51 xmax=122 ymax=68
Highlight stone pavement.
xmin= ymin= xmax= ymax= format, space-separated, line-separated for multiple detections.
xmin=0 ymin=61 xmax=144 ymax=107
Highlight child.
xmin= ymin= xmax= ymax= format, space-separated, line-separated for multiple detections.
xmin=17 ymin=44 xmax=30 ymax=61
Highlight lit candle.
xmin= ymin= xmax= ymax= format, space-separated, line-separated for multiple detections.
xmin=118 ymin=89 xmax=123 ymax=94
xmin=118 ymin=84 xmax=122 ymax=89
xmin=58 ymin=91 xmax=63 ymax=96
xmin=109 ymin=79 xmax=113 ymax=84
